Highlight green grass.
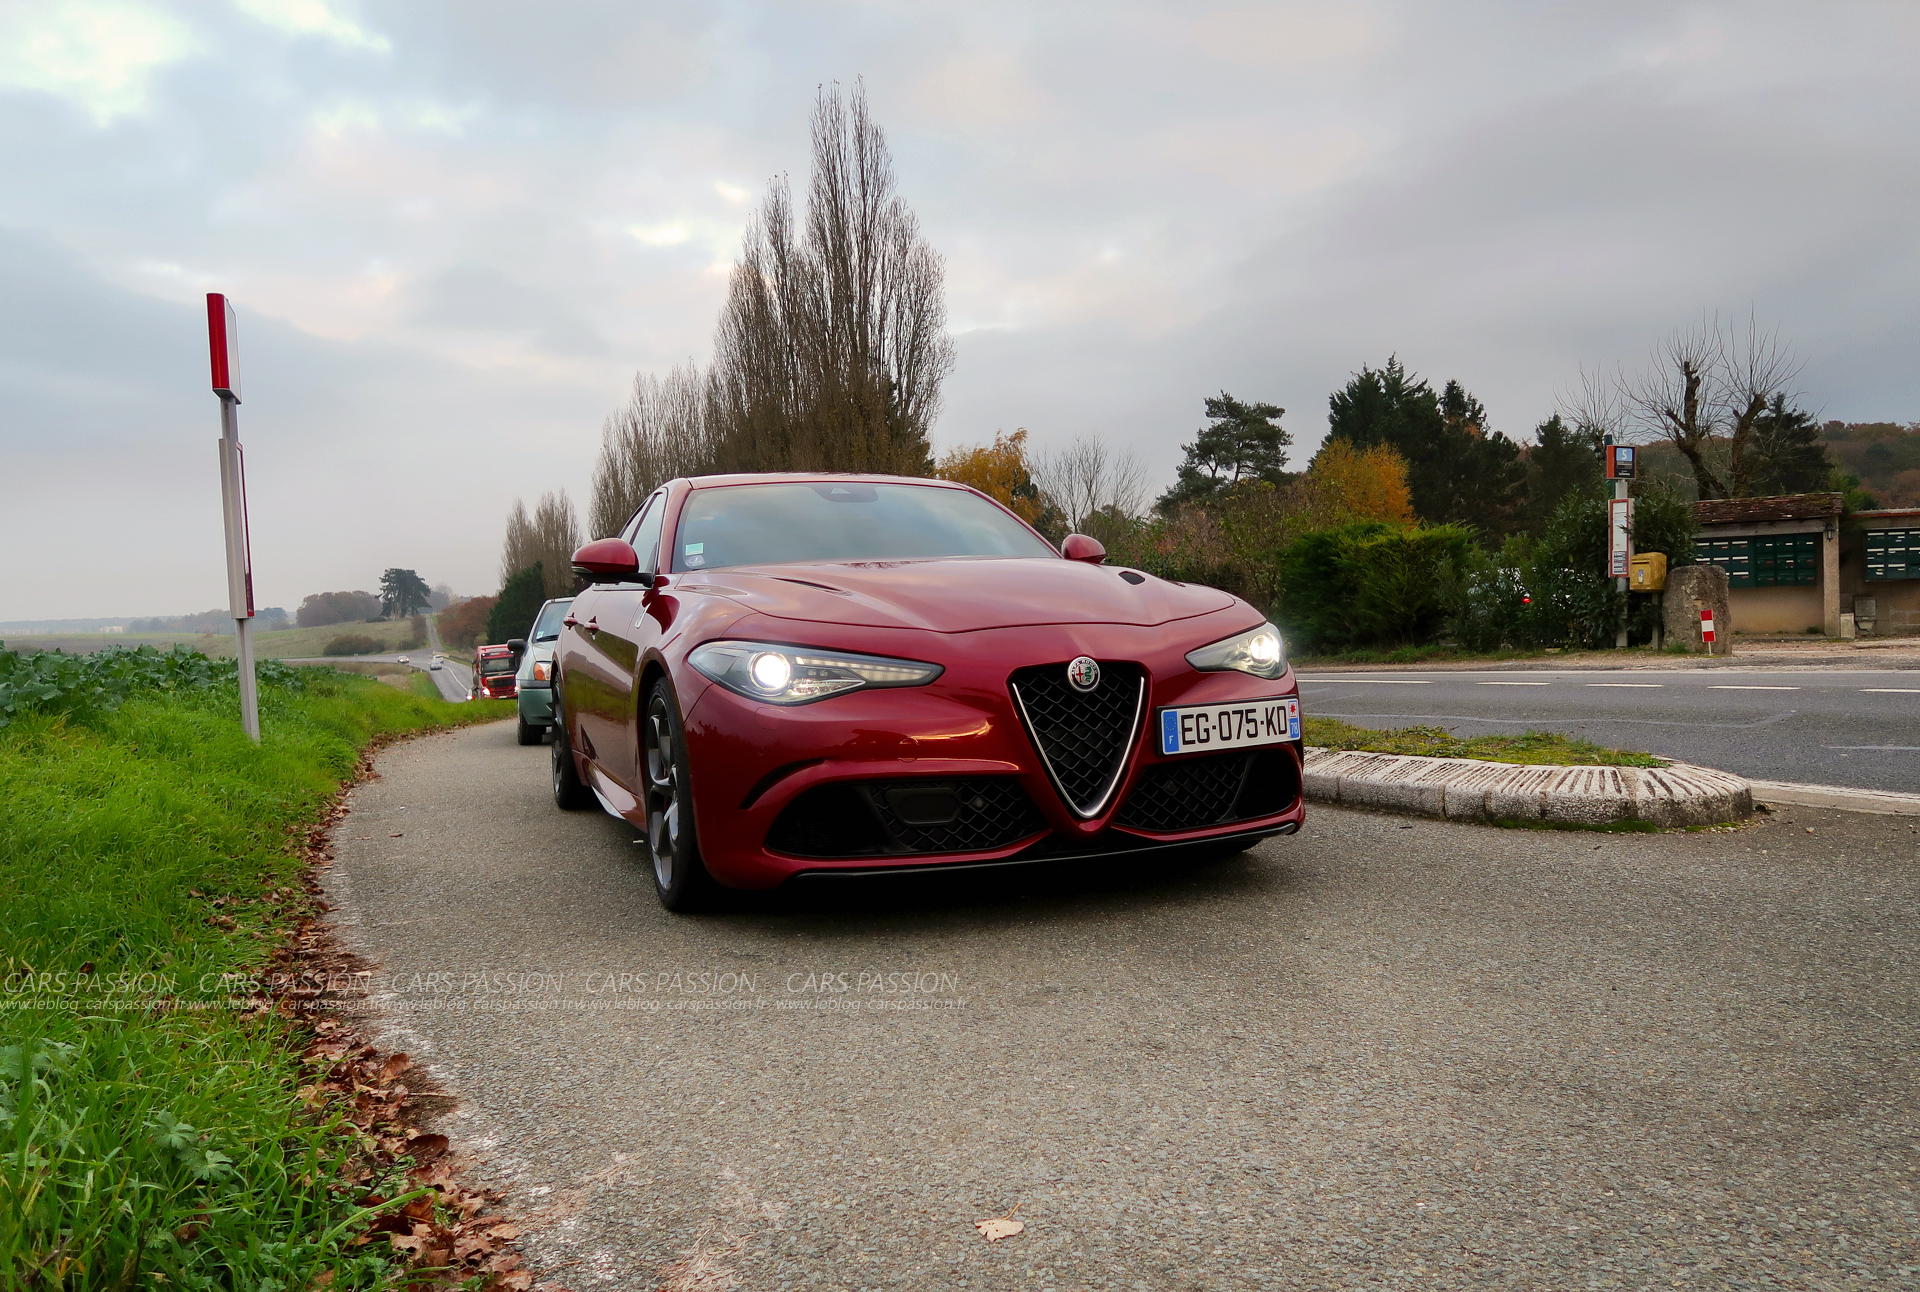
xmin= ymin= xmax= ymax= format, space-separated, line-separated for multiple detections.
xmin=1 ymin=671 xmax=511 ymax=1290
xmin=1303 ymin=715 xmax=1667 ymax=768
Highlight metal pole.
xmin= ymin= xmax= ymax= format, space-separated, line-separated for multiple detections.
xmin=218 ymin=398 xmax=260 ymax=741
xmin=1614 ymin=478 xmax=1630 ymax=650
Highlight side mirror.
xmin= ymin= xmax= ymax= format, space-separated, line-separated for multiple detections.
xmin=1061 ymin=533 xmax=1107 ymax=565
xmin=570 ymin=538 xmax=650 ymax=585
xmin=507 ymin=638 xmax=527 ymax=657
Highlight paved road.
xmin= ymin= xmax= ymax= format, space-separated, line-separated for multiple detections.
xmin=283 ymin=648 xmax=473 ymax=701
xmin=325 ymin=721 xmax=1920 ymax=1290
xmin=1299 ymin=668 xmax=1920 ymax=792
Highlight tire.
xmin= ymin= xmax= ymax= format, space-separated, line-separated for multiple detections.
xmin=551 ymin=699 xmax=593 ymax=811
xmin=640 ymin=679 xmax=719 ymax=912
xmin=516 ymin=714 xmax=541 ymax=746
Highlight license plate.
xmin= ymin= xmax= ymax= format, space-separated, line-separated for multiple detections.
xmin=1158 ymin=697 xmax=1299 ymax=755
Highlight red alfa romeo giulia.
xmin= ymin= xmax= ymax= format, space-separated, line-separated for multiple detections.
xmin=550 ymin=474 xmax=1305 ymax=910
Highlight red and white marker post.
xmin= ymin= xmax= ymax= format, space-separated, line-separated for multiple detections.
xmin=207 ymin=293 xmax=260 ymax=742
xmin=1700 ymin=609 xmax=1717 ymax=654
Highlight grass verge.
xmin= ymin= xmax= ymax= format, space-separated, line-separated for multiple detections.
xmin=1 ymin=667 xmax=511 ymax=1290
xmin=1302 ymin=715 xmax=1667 ymax=768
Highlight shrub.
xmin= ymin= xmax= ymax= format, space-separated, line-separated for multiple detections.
xmin=321 ymin=633 xmax=381 ymax=656
xmin=1279 ymin=522 xmax=1475 ymax=651
xmin=438 ymin=595 xmax=495 ymax=650
xmin=1445 ymin=479 xmax=1699 ymax=650
xmin=402 ymin=615 xmax=427 ymax=649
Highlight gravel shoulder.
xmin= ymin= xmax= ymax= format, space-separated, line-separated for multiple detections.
xmin=325 ymin=721 xmax=1920 ymax=1290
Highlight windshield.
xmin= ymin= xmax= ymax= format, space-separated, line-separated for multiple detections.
xmin=672 ymin=482 xmax=1055 ymax=571
xmin=479 ymin=657 xmax=515 ymax=676
xmin=532 ymin=598 xmax=573 ymax=643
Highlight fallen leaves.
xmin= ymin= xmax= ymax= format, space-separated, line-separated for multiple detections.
xmin=975 ymin=1203 xmax=1024 ymax=1242
xmin=233 ymin=744 xmax=551 ymax=1292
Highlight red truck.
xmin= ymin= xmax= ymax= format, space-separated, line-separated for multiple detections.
xmin=472 ymin=643 xmax=519 ymax=700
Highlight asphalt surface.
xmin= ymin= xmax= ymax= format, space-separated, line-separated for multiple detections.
xmin=325 ymin=720 xmax=1920 ymax=1290
xmin=1299 ymin=669 xmax=1920 ymax=792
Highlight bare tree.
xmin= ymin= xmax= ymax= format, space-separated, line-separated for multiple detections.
xmin=1610 ymin=314 xmax=1802 ymax=499
xmin=589 ymin=363 xmax=713 ymax=537
xmin=707 ymin=80 xmax=954 ymax=475
xmin=500 ymin=490 xmax=581 ymax=600
xmin=1034 ymin=433 xmax=1148 ymax=533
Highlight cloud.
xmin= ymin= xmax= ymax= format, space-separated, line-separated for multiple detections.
xmin=0 ymin=0 xmax=195 ymax=125
xmin=3 ymin=1 xmax=1918 ymax=619
xmin=231 ymin=0 xmax=391 ymax=54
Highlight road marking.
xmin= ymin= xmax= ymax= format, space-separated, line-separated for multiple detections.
xmin=1823 ymin=746 xmax=1920 ymax=751
xmin=1332 ymin=679 xmax=1432 ymax=684
xmin=1708 ymin=685 xmax=1800 ymax=690
xmin=1477 ymin=681 xmax=1551 ymax=685
xmin=1860 ymin=688 xmax=1920 ymax=693
xmin=1587 ymin=683 xmax=1663 ymax=687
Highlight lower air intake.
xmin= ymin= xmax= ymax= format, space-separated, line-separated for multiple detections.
xmin=766 ymin=777 xmax=1045 ymax=859
xmin=1115 ymin=748 xmax=1300 ymax=833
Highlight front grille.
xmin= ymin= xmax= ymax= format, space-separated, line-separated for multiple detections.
xmin=1009 ymin=661 xmax=1145 ymax=817
xmin=766 ymin=777 xmax=1045 ymax=859
xmin=1115 ymin=748 xmax=1300 ymax=832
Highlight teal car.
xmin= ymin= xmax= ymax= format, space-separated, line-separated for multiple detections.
xmin=513 ymin=597 xmax=574 ymax=745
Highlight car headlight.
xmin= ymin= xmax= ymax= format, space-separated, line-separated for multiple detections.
xmin=689 ymin=641 xmax=944 ymax=705
xmin=531 ymin=660 xmax=550 ymax=682
xmin=1185 ymin=622 xmax=1287 ymax=680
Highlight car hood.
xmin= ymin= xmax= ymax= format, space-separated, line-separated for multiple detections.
xmin=677 ymin=557 xmax=1238 ymax=633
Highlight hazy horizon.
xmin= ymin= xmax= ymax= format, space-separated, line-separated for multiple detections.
xmin=5 ymin=1 xmax=1918 ymax=620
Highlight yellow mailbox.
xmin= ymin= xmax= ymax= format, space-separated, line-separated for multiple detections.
xmin=1629 ymin=552 xmax=1668 ymax=591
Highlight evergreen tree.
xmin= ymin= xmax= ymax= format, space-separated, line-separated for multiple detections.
xmin=378 ymin=568 xmax=433 ymax=619
xmin=487 ymin=563 xmax=548 ymax=645
xmin=1156 ymin=392 xmax=1291 ymax=510
xmin=1747 ymin=396 xmax=1832 ymax=496
xmin=1327 ymin=358 xmax=1522 ymax=537
xmin=1522 ymin=414 xmax=1603 ymax=534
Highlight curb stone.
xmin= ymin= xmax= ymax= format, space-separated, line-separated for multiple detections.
xmin=1301 ymin=747 xmax=1752 ymax=828
xmin=1746 ymin=780 xmax=1920 ymax=817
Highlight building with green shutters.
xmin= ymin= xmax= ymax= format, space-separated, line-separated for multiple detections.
xmin=1692 ymin=494 xmax=1920 ymax=637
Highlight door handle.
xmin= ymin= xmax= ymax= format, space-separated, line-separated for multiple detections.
xmin=584 ymin=616 xmax=599 ymax=634
xmin=563 ymin=613 xmax=580 ymax=628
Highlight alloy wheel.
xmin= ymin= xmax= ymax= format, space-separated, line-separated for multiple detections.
xmin=643 ymin=698 xmax=681 ymax=888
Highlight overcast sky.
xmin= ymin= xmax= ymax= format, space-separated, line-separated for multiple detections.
xmin=3 ymin=0 xmax=1917 ymax=620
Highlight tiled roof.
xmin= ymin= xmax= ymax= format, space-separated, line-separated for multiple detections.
xmin=1693 ymin=493 xmax=1842 ymax=525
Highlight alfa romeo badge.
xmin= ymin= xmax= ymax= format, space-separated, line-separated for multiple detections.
xmin=1066 ymin=656 xmax=1101 ymax=692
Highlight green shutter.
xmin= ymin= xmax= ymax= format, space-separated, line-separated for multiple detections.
xmin=1693 ymin=538 xmax=1752 ymax=588
xmin=1866 ymin=528 xmax=1920 ymax=581
xmin=1750 ymin=533 xmax=1819 ymax=587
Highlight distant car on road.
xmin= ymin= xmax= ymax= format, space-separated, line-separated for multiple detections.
xmin=397 ymin=655 xmax=411 ymax=664
xmin=550 ymin=474 xmax=1304 ymax=911
xmin=512 ymin=597 xmax=574 ymax=745
xmin=429 ymin=660 xmax=443 ymax=671
xmin=472 ymin=644 xmax=518 ymax=700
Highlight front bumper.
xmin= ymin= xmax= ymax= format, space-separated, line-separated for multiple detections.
xmin=517 ymin=684 xmax=554 ymax=724
xmin=677 ymin=621 xmax=1305 ymax=889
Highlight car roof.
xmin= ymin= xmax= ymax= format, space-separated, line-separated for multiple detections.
xmin=682 ymin=472 xmax=971 ymax=491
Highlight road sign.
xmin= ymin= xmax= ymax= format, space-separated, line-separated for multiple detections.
xmin=1605 ymin=444 xmax=1636 ymax=479
xmin=1701 ymin=610 xmax=1716 ymax=644
xmin=208 ymin=293 xmax=259 ymax=742
xmin=207 ymin=293 xmax=241 ymax=403
xmin=1608 ymin=497 xmax=1633 ymax=577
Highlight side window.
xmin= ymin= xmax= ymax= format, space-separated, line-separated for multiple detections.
xmin=630 ymin=491 xmax=668 ymax=575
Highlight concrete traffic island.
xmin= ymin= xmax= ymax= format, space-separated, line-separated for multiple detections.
xmin=1302 ymin=747 xmax=1753 ymax=828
